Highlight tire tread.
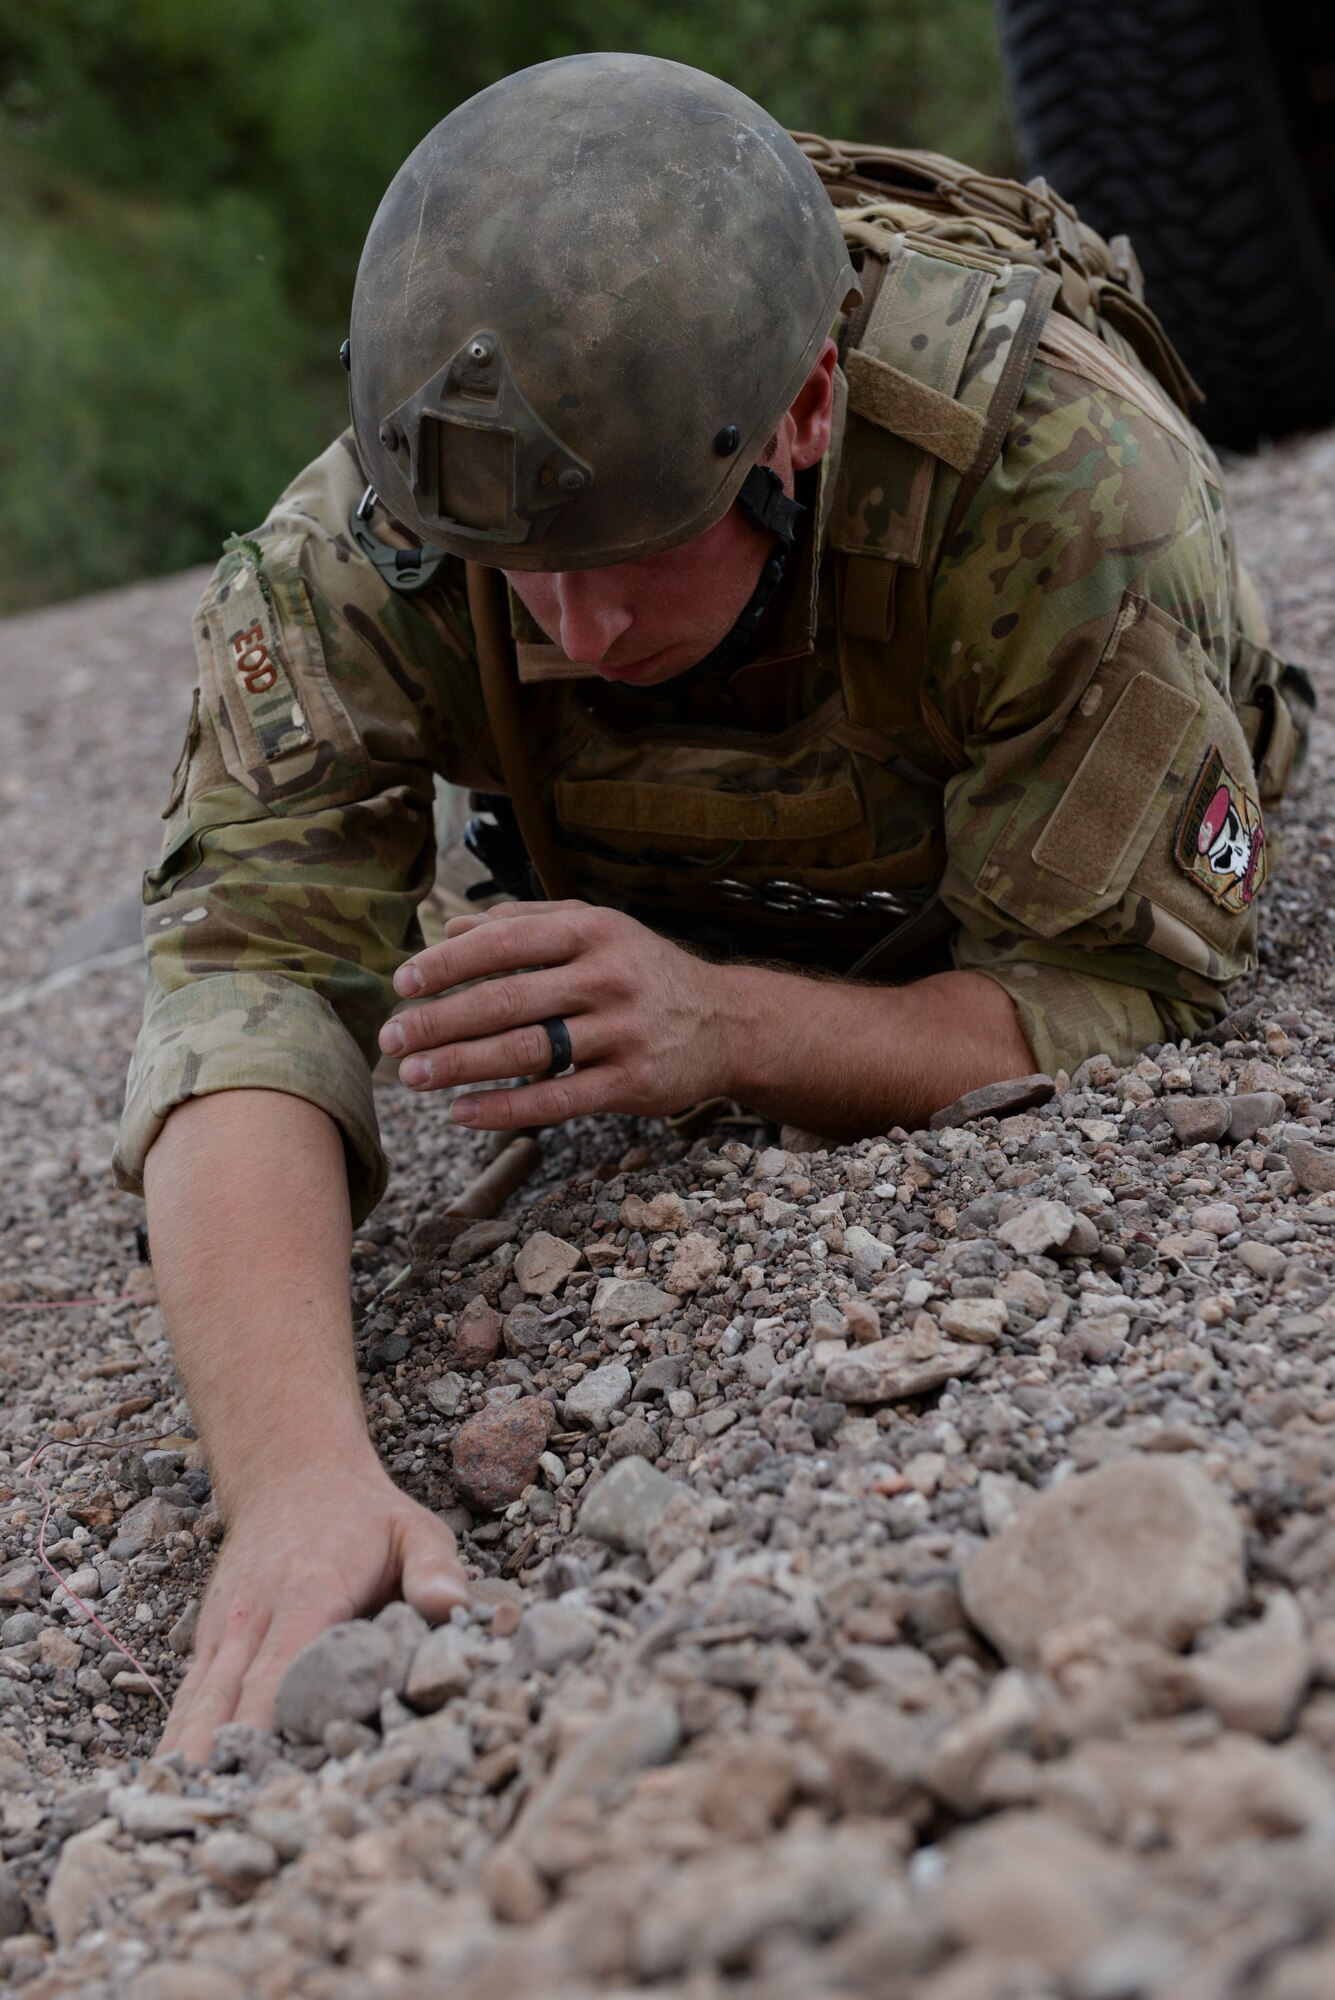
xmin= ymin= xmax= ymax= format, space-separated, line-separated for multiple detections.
xmin=998 ymin=0 xmax=1335 ymax=444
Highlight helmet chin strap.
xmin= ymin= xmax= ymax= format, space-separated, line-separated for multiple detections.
xmin=614 ymin=466 xmax=806 ymax=702
xmin=735 ymin=463 xmax=807 ymax=546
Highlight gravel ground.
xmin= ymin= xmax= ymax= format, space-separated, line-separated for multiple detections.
xmin=1 ymin=428 xmax=1334 ymax=1998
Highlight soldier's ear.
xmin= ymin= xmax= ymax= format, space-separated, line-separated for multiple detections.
xmin=788 ymin=338 xmax=838 ymax=472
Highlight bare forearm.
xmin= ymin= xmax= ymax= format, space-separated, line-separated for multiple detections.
xmin=143 ymin=1090 xmax=372 ymax=1522
xmin=718 ymin=965 xmax=1036 ymax=1139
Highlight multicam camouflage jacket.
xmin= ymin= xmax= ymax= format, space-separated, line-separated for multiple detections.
xmin=115 ymin=204 xmax=1297 ymax=1224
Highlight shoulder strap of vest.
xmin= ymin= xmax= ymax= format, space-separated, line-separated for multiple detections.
xmin=799 ymin=136 xmax=1202 ymax=413
xmin=831 ymin=234 xmax=1058 ymax=759
xmin=465 ymin=562 xmax=573 ymax=900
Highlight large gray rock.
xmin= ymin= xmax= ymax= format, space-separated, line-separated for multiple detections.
xmin=565 ymin=1360 xmax=633 ymax=1429
xmin=403 ymin=1625 xmax=476 ymax=1712
xmin=425 ymin=1370 xmax=466 ymax=1417
xmin=501 ymin=1303 xmax=558 ymax=1360
xmin=995 ymin=1200 xmax=1076 ymax=1257
xmin=961 ymin=1456 xmax=1246 ymax=1667
xmin=843 ymin=1225 xmax=894 ymax=1278
xmin=273 ymin=1620 xmax=406 ymax=1743
xmin=511 ymin=1601 xmax=598 ymax=1676
xmin=1287 ymin=1137 xmax=1335 ymax=1194
xmin=579 ymin=1455 xmax=681 ymax=1553
xmin=373 ymin=1600 xmax=430 ymax=1686
xmin=631 ymin=1353 xmax=688 ymax=1401
xmin=824 ymin=1333 xmax=983 ymax=1404
xmin=1227 ymin=1090 xmax=1286 ymax=1143
xmin=592 ymin=1278 xmax=676 ymax=1329
xmin=513 ymin=1230 xmax=582 ymax=1295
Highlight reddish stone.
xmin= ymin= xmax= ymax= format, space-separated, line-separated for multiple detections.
xmin=452 ymin=1397 xmax=552 ymax=1513
xmin=453 ymin=1297 xmax=503 ymax=1370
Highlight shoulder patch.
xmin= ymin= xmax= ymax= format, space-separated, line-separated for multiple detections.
xmin=1175 ymin=746 xmax=1266 ymax=911
xmin=209 ymin=548 xmax=315 ymax=764
xmin=194 ymin=529 xmax=371 ymax=812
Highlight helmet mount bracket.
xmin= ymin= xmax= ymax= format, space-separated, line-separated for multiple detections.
xmin=381 ymin=329 xmax=593 ymax=547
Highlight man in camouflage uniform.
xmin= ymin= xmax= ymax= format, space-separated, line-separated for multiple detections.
xmin=118 ymin=56 xmax=1307 ymax=1759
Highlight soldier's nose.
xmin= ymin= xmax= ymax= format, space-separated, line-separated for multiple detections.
xmin=553 ymin=574 xmax=634 ymax=665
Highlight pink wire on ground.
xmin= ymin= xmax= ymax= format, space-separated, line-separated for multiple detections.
xmin=19 ymin=1431 xmax=199 ymax=1713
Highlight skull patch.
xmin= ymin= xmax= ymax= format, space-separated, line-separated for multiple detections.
xmin=1175 ymin=747 xmax=1267 ymax=912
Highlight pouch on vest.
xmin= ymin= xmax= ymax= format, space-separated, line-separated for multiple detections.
xmin=977 ymin=591 xmax=1263 ymax=973
xmin=1229 ymin=634 xmax=1315 ymax=808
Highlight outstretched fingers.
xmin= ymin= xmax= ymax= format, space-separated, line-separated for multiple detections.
xmin=395 ymin=907 xmax=599 ymax=999
xmin=381 ymin=967 xmax=580 ymax=1064
xmin=156 ymin=1598 xmax=274 ymax=1763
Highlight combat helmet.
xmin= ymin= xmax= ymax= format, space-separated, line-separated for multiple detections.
xmin=347 ymin=52 xmax=860 ymax=570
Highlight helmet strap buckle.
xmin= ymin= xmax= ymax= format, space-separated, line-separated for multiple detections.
xmin=736 ymin=464 xmax=806 ymax=546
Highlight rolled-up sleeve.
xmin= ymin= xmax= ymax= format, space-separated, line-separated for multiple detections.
xmin=115 ymin=969 xmax=388 ymax=1221
xmin=950 ymin=950 xmax=1216 ymax=1079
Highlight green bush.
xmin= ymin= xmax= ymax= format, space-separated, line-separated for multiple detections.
xmin=0 ymin=0 xmax=1012 ymax=611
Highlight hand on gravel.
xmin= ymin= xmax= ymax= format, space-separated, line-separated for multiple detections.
xmin=156 ymin=1461 xmax=467 ymax=1764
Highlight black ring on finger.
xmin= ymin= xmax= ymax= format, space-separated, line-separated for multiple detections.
xmin=540 ymin=1015 xmax=573 ymax=1078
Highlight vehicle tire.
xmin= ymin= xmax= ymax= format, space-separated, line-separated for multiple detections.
xmin=997 ymin=0 xmax=1335 ymax=447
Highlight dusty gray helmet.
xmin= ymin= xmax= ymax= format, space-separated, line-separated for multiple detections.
xmin=348 ymin=51 xmax=859 ymax=569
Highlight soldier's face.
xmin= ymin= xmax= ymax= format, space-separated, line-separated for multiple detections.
xmin=505 ymin=491 xmax=777 ymax=687
xmin=505 ymin=343 xmax=837 ymax=689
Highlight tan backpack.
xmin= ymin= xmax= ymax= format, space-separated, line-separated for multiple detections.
xmin=796 ymin=134 xmax=1202 ymax=411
